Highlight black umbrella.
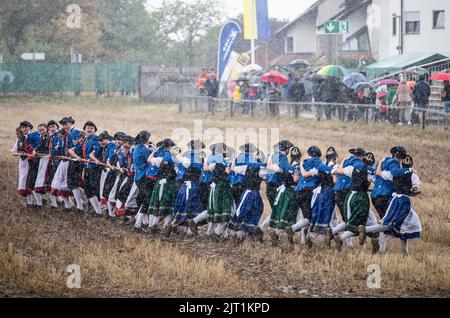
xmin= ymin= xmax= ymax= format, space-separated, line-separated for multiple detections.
xmin=236 ymin=76 xmax=250 ymax=82
xmin=305 ymin=74 xmax=325 ymax=83
xmin=288 ymin=59 xmax=310 ymax=69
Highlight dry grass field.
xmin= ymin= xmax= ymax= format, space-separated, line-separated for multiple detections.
xmin=0 ymin=96 xmax=449 ymax=298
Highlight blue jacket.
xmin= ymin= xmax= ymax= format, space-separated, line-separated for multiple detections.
xmin=296 ymin=157 xmax=331 ymax=191
xmin=25 ymin=131 xmax=41 ymax=150
xmin=176 ymin=151 xmax=203 ymax=182
xmin=133 ymin=144 xmax=151 ymax=181
xmin=49 ymin=132 xmax=63 ymax=156
xmin=147 ymin=148 xmax=174 ymax=177
xmin=83 ymin=135 xmax=102 ymax=169
xmin=266 ymin=151 xmax=293 ymax=185
xmin=333 ymin=156 xmax=358 ymax=191
xmin=371 ymin=157 xmax=411 ymax=198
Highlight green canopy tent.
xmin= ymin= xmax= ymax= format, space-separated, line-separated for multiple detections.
xmin=363 ymin=53 xmax=449 ymax=80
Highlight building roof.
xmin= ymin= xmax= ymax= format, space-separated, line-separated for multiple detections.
xmin=276 ymin=0 xmax=325 ymax=35
xmin=364 ymin=53 xmax=448 ymax=70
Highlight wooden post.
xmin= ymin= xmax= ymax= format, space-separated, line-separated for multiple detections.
xmin=230 ymin=101 xmax=234 ymax=117
xmin=366 ymin=107 xmax=369 ymax=124
xmin=211 ymin=98 xmax=215 ymax=116
xmin=422 ymin=111 xmax=426 ymax=130
xmin=295 ymin=103 xmax=299 ymax=119
xmin=251 ymin=101 xmax=255 ymax=117
xmin=195 ymin=97 xmax=198 ymax=112
xmin=178 ymin=98 xmax=182 ymax=113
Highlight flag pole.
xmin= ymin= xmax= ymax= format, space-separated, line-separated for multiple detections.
xmin=250 ymin=0 xmax=256 ymax=64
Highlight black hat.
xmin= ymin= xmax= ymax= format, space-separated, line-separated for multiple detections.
xmin=349 ymin=148 xmax=366 ymax=156
xmin=47 ymin=120 xmax=59 ymax=129
xmin=239 ymin=143 xmax=259 ymax=153
xmin=135 ymin=130 xmax=151 ymax=144
xmin=325 ymin=147 xmax=337 ymax=160
xmin=97 ymin=131 xmax=112 ymax=141
xmin=401 ymin=155 xmax=414 ymax=168
xmin=187 ymin=139 xmax=205 ymax=150
xmin=363 ymin=152 xmax=376 ymax=166
xmin=59 ymin=116 xmax=75 ymax=125
xmin=124 ymin=135 xmax=135 ymax=144
xmin=390 ymin=146 xmax=407 ymax=159
xmin=210 ymin=142 xmax=228 ymax=153
xmin=114 ymin=132 xmax=127 ymax=141
xmin=307 ymin=146 xmax=322 ymax=158
xmin=77 ymin=131 xmax=87 ymax=140
xmin=274 ymin=140 xmax=295 ymax=151
xmin=83 ymin=121 xmax=98 ymax=132
xmin=19 ymin=121 xmax=33 ymax=129
xmin=157 ymin=138 xmax=176 ymax=149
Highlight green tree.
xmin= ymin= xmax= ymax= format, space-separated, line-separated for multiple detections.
xmin=154 ymin=0 xmax=224 ymax=67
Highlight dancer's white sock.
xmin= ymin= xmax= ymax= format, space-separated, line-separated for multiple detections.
xmin=275 ymin=229 xmax=284 ymax=236
xmin=259 ymin=215 xmax=271 ymax=231
xmin=193 ymin=210 xmax=208 ymax=224
xmin=292 ymin=219 xmax=310 ymax=232
xmin=340 ymin=231 xmax=355 ymax=240
xmin=107 ymin=201 xmax=115 ymax=217
xmin=135 ymin=212 xmax=144 ymax=228
xmin=237 ymin=230 xmax=245 ymax=240
xmin=26 ymin=194 xmax=34 ymax=205
xmin=366 ymin=224 xmax=388 ymax=233
xmin=62 ymin=197 xmax=73 ymax=209
xmin=206 ymin=222 xmax=215 ymax=236
xmin=332 ymin=222 xmax=346 ymax=235
xmin=33 ymin=192 xmax=42 ymax=206
xmin=49 ymin=194 xmax=58 ymax=208
xmin=72 ymin=188 xmax=84 ymax=210
xmin=379 ymin=233 xmax=394 ymax=253
xmin=89 ymin=197 xmax=102 ymax=215
xmin=214 ymin=223 xmax=226 ymax=236
xmin=163 ymin=215 xmax=172 ymax=227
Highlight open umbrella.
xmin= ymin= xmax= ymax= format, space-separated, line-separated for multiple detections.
xmin=261 ymin=71 xmax=289 ymax=85
xmin=236 ymin=76 xmax=250 ymax=82
xmin=351 ymin=82 xmax=375 ymax=91
xmin=305 ymin=73 xmax=325 ymax=83
xmin=343 ymin=72 xmax=367 ymax=88
xmin=242 ymin=64 xmax=263 ymax=73
xmin=288 ymin=59 xmax=310 ymax=69
xmin=407 ymin=81 xmax=416 ymax=89
xmin=377 ymin=79 xmax=399 ymax=86
xmin=429 ymin=72 xmax=450 ymax=81
xmin=317 ymin=65 xmax=349 ymax=78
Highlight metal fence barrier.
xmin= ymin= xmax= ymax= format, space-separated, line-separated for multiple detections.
xmin=179 ymin=95 xmax=449 ymax=130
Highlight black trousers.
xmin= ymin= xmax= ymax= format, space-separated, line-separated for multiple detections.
xmin=84 ymin=167 xmax=102 ymax=199
xmin=372 ymin=195 xmax=391 ymax=219
xmin=335 ymin=189 xmax=350 ymax=221
xmin=116 ymin=174 xmax=132 ymax=203
xmin=136 ymin=178 xmax=156 ymax=213
xmin=297 ymin=190 xmax=314 ymax=221
xmin=266 ymin=182 xmax=279 ymax=210
xmin=231 ymin=183 xmax=245 ymax=205
xmin=199 ymin=182 xmax=210 ymax=207
xmin=27 ymin=157 xmax=40 ymax=190
xmin=48 ymin=159 xmax=61 ymax=186
xmin=102 ymin=170 xmax=118 ymax=199
xmin=67 ymin=161 xmax=84 ymax=190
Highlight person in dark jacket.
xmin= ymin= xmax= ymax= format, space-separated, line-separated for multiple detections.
xmin=204 ymin=74 xmax=219 ymax=113
xmin=288 ymin=77 xmax=306 ymax=117
xmin=412 ymin=75 xmax=431 ymax=125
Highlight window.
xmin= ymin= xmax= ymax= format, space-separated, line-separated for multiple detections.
xmin=393 ymin=16 xmax=397 ymax=36
xmin=405 ymin=11 xmax=420 ymax=34
xmin=286 ymin=37 xmax=294 ymax=53
xmin=433 ymin=10 xmax=445 ymax=29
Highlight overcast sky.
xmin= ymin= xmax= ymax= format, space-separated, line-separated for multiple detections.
xmin=146 ymin=0 xmax=318 ymax=21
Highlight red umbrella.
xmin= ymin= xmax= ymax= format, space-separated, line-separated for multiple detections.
xmin=377 ymin=79 xmax=399 ymax=86
xmin=429 ymin=72 xmax=450 ymax=81
xmin=261 ymin=71 xmax=289 ymax=85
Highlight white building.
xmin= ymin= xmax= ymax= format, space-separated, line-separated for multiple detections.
xmin=277 ymin=0 xmax=450 ymax=62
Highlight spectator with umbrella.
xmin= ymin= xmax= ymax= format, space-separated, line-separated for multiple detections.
xmin=393 ymin=80 xmax=414 ymax=125
xmin=288 ymin=77 xmax=305 ymax=117
xmin=261 ymin=71 xmax=288 ymax=117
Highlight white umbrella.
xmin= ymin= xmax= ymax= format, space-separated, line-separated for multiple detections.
xmin=242 ymin=64 xmax=263 ymax=74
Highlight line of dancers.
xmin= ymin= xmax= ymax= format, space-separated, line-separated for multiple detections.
xmin=12 ymin=117 xmax=423 ymax=255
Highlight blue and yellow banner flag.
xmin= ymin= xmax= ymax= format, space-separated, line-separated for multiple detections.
xmin=243 ymin=0 xmax=271 ymax=40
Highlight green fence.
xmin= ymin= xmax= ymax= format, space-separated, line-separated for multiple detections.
xmin=0 ymin=63 xmax=138 ymax=94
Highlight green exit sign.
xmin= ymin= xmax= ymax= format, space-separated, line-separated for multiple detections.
xmin=325 ymin=20 xmax=349 ymax=34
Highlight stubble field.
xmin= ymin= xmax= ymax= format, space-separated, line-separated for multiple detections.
xmin=0 ymin=97 xmax=449 ymax=298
